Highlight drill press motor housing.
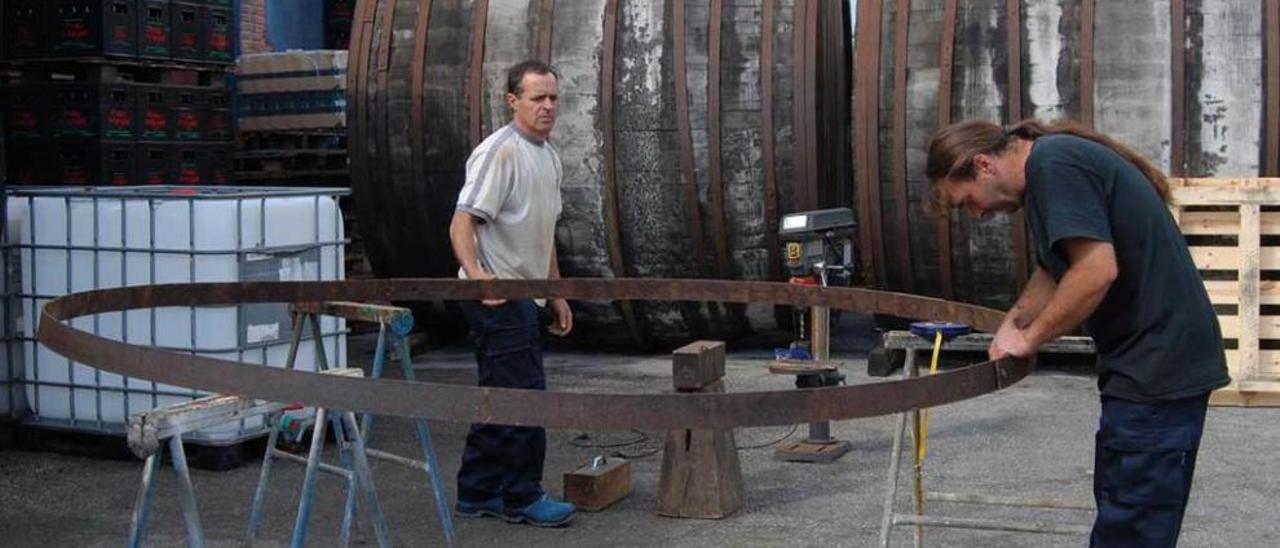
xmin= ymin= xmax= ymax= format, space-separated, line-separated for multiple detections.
xmin=779 ymin=207 xmax=857 ymax=284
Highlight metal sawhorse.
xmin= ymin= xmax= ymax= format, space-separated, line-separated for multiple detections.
xmin=878 ymin=331 xmax=1097 ymax=547
xmin=268 ymin=301 xmax=455 ymax=546
xmin=126 ymin=367 xmax=385 ymax=548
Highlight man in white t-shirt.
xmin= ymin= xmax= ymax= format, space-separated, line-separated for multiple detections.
xmin=447 ymin=60 xmax=575 ymax=527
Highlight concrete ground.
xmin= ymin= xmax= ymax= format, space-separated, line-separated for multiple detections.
xmin=1 ymin=315 xmax=1277 ymax=547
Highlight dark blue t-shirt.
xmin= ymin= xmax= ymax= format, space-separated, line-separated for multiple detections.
xmin=1024 ymin=135 xmax=1229 ymax=401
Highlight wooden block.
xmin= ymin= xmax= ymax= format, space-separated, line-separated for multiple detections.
xmin=656 ymin=427 xmax=743 ymax=519
xmin=767 ymin=359 xmax=841 ymax=375
xmin=656 ymin=379 xmax=743 ymax=519
xmin=672 ymin=340 xmax=726 ymax=391
xmin=564 ymin=458 xmax=631 ymax=512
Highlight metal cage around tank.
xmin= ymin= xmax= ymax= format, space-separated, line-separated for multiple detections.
xmin=0 ymin=185 xmax=348 ymax=443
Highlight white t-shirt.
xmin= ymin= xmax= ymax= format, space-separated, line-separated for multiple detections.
xmin=455 ymin=124 xmax=563 ymax=281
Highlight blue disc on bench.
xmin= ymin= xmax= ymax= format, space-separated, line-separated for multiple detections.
xmin=391 ymin=313 xmax=415 ymax=337
xmin=909 ymin=321 xmax=971 ymax=342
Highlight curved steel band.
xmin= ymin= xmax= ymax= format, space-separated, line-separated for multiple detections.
xmin=37 ymin=279 xmax=1031 ymax=431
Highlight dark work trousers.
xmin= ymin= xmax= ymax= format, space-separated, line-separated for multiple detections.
xmin=456 ymin=299 xmax=547 ymax=508
xmin=1091 ymin=393 xmax=1210 ymax=548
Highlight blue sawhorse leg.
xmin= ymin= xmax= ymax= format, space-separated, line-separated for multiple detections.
xmin=127 ymin=435 xmax=206 ymax=548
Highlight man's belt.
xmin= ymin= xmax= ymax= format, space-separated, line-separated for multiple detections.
xmin=37 ymin=279 xmax=1031 ymax=430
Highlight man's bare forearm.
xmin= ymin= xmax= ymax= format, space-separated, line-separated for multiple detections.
xmin=449 ymin=210 xmax=488 ymax=279
xmin=548 ymin=245 xmax=561 ymax=280
xmin=1023 ymin=241 xmax=1116 ymax=348
xmin=1006 ymin=268 xmax=1056 ymax=328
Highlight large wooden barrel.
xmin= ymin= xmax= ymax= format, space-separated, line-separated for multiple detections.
xmin=347 ymin=0 xmax=851 ymax=345
xmin=350 ymin=0 xmax=1280 ymax=341
xmin=852 ymin=0 xmax=1280 ymax=309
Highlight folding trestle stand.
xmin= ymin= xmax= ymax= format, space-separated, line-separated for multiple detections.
xmin=124 ymin=301 xmax=455 ymax=548
xmin=126 ymin=367 xmax=374 ymax=548
xmin=248 ymin=301 xmax=455 ymax=547
xmin=877 ymin=323 xmax=1096 ymax=547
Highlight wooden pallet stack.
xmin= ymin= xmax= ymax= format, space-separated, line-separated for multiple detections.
xmin=1172 ymin=177 xmax=1280 ymax=407
xmin=233 ymin=50 xmax=371 ymax=279
xmin=234 ymin=50 xmax=348 ymax=185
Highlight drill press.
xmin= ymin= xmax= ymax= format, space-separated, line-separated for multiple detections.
xmin=770 ymin=207 xmax=855 ymax=463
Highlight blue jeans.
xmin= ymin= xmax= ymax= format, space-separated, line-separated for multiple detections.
xmin=1091 ymin=393 xmax=1209 ymax=547
xmin=456 ymin=300 xmax=546 ymax=508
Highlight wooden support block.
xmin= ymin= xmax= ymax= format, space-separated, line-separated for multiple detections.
xmin=672 ymin=340 xmax=726 ymax=392
xmin=656 ymin=379 xmax=743 ymax=519
xmin=564 ymin=458 xmax=631 ymax=512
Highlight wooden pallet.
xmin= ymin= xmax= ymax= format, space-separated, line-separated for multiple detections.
xmin=235 ymin=154 xmax=349 ymax=176
xmin=238 ymin=130 xmax=347 ymax=152
xmin=1172 ymin=177 xmax=1280 ymax=407
xmin=235 ymin=131 xmax=350 ymax=184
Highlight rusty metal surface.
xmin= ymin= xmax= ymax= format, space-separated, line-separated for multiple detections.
xmin=467 ymin=0 xmax=489 ymax=148
xmin=536 ymin=0 xmax=555 ymax=63
xmin=673 ymin=1 xmax=709 ymax=276
xmin=708 ymin=0 xmax=730 ymax=279
xmin=891 ymin=0 xmax=911 ymax=293
xmin=1005 ymin=0 xmax=1022 ymax=127
xmin=1007 ymin=0 xmax=1029 ymax=293
xmin=792 ymin=0 xmax=811 ymax=211
xmin=761 ymin=0 xmax=781 ymax=282
xmin=38 ymin=279 xmax=1030 ymax=431
xmin=347 ymin=0 xmax=374 ymax=236
xmin=853 ymin=0 xmax=883 ymax=287
xmin=936 ymin=0 xmax=957 ymax=299
xmin=376 ymin=0 xmax=398 ymax=213
xmin=802 ymin=0 xmax=820 ymax=210
xmin=409 ymin=0 xmax=433 ymax=193
xmin=1080 ymin=0 xmax=1095 ymax=127
xmin=598 ymin=0 xmax=643 ymax=346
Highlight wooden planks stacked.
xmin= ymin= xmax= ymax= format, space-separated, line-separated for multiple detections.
xmin=1172 ymin=178 xmax=1280 ymax=407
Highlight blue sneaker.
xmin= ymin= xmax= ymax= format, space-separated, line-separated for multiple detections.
xmin=455 ymin=497 xmax=503 ymax=519
xmin=503 ymin=494 xmax=576 ymax=527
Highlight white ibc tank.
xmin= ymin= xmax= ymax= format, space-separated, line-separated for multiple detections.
xmin=1 ymin=210 xmax=25 ymax=420
xmin=5 ymin=186 xmax=347 ymax=442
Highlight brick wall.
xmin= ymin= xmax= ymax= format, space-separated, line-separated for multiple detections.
xmin=240 ymin=0 xmax=271 ymax=55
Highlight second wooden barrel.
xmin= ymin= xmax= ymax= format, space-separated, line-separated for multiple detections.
xmin=346 ymin=0 xmax=850 ymax=346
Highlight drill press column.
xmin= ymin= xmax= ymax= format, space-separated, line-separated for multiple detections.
xmin=771 ymin=208 xmax=856 ymax=464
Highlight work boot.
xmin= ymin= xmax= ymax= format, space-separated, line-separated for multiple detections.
xmin=455 ymin=496 xmax=503 ymax=519
xmin=503 ymin=494 xmax=576 ymax=527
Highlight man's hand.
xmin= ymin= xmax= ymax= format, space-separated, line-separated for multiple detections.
xmin=470 ymin=270 xmax=507 ymax=307
xmin=548 ymin=298 xmax=573 ymax=336
xmin=990 ymin=325 xmax=1035 ymax=360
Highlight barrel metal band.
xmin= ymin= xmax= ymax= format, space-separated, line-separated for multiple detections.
xmin=38 ymin=279 xmax=1032 ymax=431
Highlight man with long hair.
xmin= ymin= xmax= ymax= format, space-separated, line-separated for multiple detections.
xmin=927 ymin=119 xmax=1229 ymax=546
